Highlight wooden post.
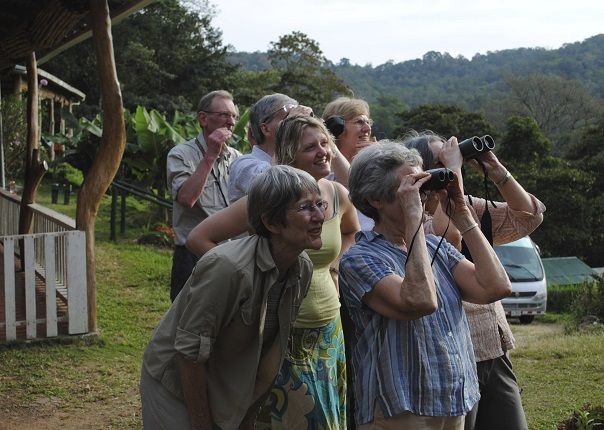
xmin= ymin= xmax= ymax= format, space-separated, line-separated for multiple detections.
xmin=18 ymin=52 xmax=48 ymax=238
xmin=49 ymin=98 xmax=55 ymax=135
xmin=60 ymin=101 xmax=66 ymax=135
xmin=110 ymin=184 xmax=117 ymax=241
xmin=49 ymin=98 xmax=55 ymax=160
xmin=76 ymin=0 xmax=127 ymax=333
xmin=120 ymin=187 xmax=126 ymax=235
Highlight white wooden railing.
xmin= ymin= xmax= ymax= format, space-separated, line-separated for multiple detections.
xmin=1 ymin=188 xmax=88 ymax=341
xmin=0 ymin=188 xmax=20 ymax=237
xmin=2 ymin=231 xmax=88 ymax=340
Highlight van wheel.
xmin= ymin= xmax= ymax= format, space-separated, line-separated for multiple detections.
xmin=519 ymin=315 xmax=534 ymax=324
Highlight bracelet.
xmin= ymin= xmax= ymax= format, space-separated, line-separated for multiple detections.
xmin=495 ymin=171 xmax=512 ymax=186
xmin=329 ymin=267 xmax=340 ymax=276
xmin=459 ymin=222 xmax=479 ymax=236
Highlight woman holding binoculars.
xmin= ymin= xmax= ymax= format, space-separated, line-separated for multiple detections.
xmin=404 ymin=131 xmax=546 ymax=430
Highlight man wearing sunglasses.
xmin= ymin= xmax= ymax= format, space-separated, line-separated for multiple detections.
xmin=228 ymin=93 xmax=313 ymax=203
xmin=166 ymin=90 xmax=242 ymax=301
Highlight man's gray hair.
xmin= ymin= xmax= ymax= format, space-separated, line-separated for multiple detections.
xmin=349 ymin=141 xmax=423 ymax=222
xmin=249 ymin=93 xmax=298 ymax=145
xmin=196 ymin=90 xmax=234 ymax=113
xmin=248 ymin=165 xmax=320 ymax=238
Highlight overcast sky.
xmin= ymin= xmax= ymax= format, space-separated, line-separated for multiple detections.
xmin=212 ymin=0 xmax=603 ymax=65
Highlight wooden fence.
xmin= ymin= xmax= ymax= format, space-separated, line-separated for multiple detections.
xmin=1 ymin=189 xmax=88 ymax=341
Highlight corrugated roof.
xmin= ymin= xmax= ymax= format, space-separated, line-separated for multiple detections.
xmin=542 ymin=257 xmax=600 ymax=286
xmin=0 ymin=0 xmax=155 ymax=73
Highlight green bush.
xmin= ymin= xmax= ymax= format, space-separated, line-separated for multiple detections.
xmin=548 ymin=284 xmax=582 ymax=312
xmin=571 ymin=279 xmax=604 ymax=327
xmin=49 ymin=162 xmax=84 ymax=187
xmin=137 ymin=223 xmax=174 ymax=248
xmin=557 ymin=403 xmax=604 ymax=429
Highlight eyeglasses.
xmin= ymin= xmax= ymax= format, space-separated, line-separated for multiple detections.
xmin=263 ymin=103 xmax=298 ymax=123
xmin=202 ymin=111 xmax=239 ymax=121
xmin=291 ymin=200 xmax=328 ymax=215
xmin=346 ymin=117 xmax=373 ymax=128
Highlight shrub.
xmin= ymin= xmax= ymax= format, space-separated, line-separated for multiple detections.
xmin=557 ymin=403 xmax=604 ymax=429
xmin=571 ymin=279 xmax=604 ymax=329
xmin=548 ymin=284 xmax=583 ymax=312
xmin=137 ymin=223 xmax=174 ymax=248
xmin=49 ymin=162 xmax=84 ymax=187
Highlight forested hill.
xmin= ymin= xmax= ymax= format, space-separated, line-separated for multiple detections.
xmin=229 ymin=34 xmax=604 ymax=110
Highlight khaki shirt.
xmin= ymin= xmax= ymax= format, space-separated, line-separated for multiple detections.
xmin=142 ymin=235 xmax=313 ymax=429
xmin=167 ymin=132 xmax=241 ymax=245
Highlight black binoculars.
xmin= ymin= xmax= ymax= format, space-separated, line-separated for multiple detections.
xmin=325 ymin=116 xmax=345 ymax=138
xmin=420 ymin=168 xmax=455 ymax=191
xmin=458 ymin=135 xmax=495 ymax=159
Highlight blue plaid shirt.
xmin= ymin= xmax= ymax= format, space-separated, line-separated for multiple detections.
xmin=340 ymin=231 xmax=479 ymax=424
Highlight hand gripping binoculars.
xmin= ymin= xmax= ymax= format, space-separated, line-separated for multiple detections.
xmin=458 ymin=135 xmax=495 ymax=159
xmin=420 ymin=168 xmax=455 ymax=191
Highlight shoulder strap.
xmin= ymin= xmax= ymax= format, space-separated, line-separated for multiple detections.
xmin=331 ymin=181 xmax=340 ymax=215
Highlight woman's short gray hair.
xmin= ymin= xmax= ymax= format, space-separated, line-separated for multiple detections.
xmin=248 ymin=165 xmax=320 ymax=238
xmin=250 ymin=93 xmax=298 ymax=145
xmin=275 ymin=116 xmax=335 ymax=166
xmin=349 ymin=141 xmax=423 ymax=222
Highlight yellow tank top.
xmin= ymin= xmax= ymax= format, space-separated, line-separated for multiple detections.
xmin=294 ymin=184 xmax=342 ymax=328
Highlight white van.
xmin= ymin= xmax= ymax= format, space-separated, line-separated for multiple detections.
xmin=494 ymin=236 xmax=547 ymax=324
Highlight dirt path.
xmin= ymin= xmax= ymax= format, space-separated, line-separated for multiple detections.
xmin=0 ymin=388 xmax=140 ymax=430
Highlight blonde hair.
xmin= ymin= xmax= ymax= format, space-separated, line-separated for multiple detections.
xmin=275 ymin=116 xmax=335 ymax=166
xmin=322 ymin=96 xmax=370 ymax=121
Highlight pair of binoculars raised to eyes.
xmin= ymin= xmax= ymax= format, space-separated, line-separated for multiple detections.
xmin=420 ymin=168 xmax=455 ymax=191
xmin=458 ymin=135 xmax=495 ymax=159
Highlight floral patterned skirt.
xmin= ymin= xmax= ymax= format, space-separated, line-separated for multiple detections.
xmin=267 ymin=314 xmax=347 ymax=430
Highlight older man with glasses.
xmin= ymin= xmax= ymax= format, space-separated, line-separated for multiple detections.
xmin=228 ymin=93 xmax=312 ymax=203
xmin=166 ymin=90 xmax=242 ymax=301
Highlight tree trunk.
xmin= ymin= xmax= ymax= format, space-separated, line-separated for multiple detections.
xmin=18 ymin=52 xmax=48 ymax=238
xmin=76 ymin=0 xmax=127 ymax=333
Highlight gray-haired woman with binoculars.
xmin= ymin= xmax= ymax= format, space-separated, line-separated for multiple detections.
xmin=404 ymin=131 xmax=546 ymax=430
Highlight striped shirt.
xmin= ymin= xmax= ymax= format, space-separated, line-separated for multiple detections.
xmin=339 ymin=231 xmax=479 ymax=424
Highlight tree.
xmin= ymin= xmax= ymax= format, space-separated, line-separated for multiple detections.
xmin=75 ymin=0 xmax=128 ymax=333
xmin=502 ymin=73 xmax=602 ymax=154
xmin=267 ymin=31 xmax=351 ymax=112
xmin=393 ymin=104 xmax=495 ymax=140
xmin=44 ymin=0 xmax=237 ymax=114
xmin=495 ymin=116 xmax=600 ymax=266
xmin=369 ymin=95 xmax=407 ymax=140
xmin=0 ymin=95 xmax=27 ymax=182
xmin=497 ymin=116 xmax=551 ymax=170
xmin=229 ymin=69 xmax=281 ymax=107
xmin=564 ymin=117 xmax=604 ymax=265
xmin=566 ymin=117 xmax=604 ymax=189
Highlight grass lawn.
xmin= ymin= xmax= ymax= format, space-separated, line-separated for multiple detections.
xmin=511 ymin=315 xmax=604 ymax=429
xmin=1 ymin=184 xmax=603 ymax=428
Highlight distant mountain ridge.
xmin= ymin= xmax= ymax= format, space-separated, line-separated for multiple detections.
xmin=227 ymin=34 xmax=604 ymax=110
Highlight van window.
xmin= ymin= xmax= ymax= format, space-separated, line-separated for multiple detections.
xmin=494 ymin=244 xmax=544 ymax=282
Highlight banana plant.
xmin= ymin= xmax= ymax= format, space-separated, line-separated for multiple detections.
xmin=125 ymin=106 xmax=187 ymax=199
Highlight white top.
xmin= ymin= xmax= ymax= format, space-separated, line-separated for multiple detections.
xmin=228 ymin=145 xmax=273 ymax=203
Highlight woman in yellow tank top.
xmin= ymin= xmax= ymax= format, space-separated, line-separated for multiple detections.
xmin=187 ymin=116 xmax=359 ymax=429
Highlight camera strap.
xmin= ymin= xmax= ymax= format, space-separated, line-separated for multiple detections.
xmin=460 ymin=160 xmax=497 ymax=262
xmin=479 ymin=159 xmax=495 ymax=246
